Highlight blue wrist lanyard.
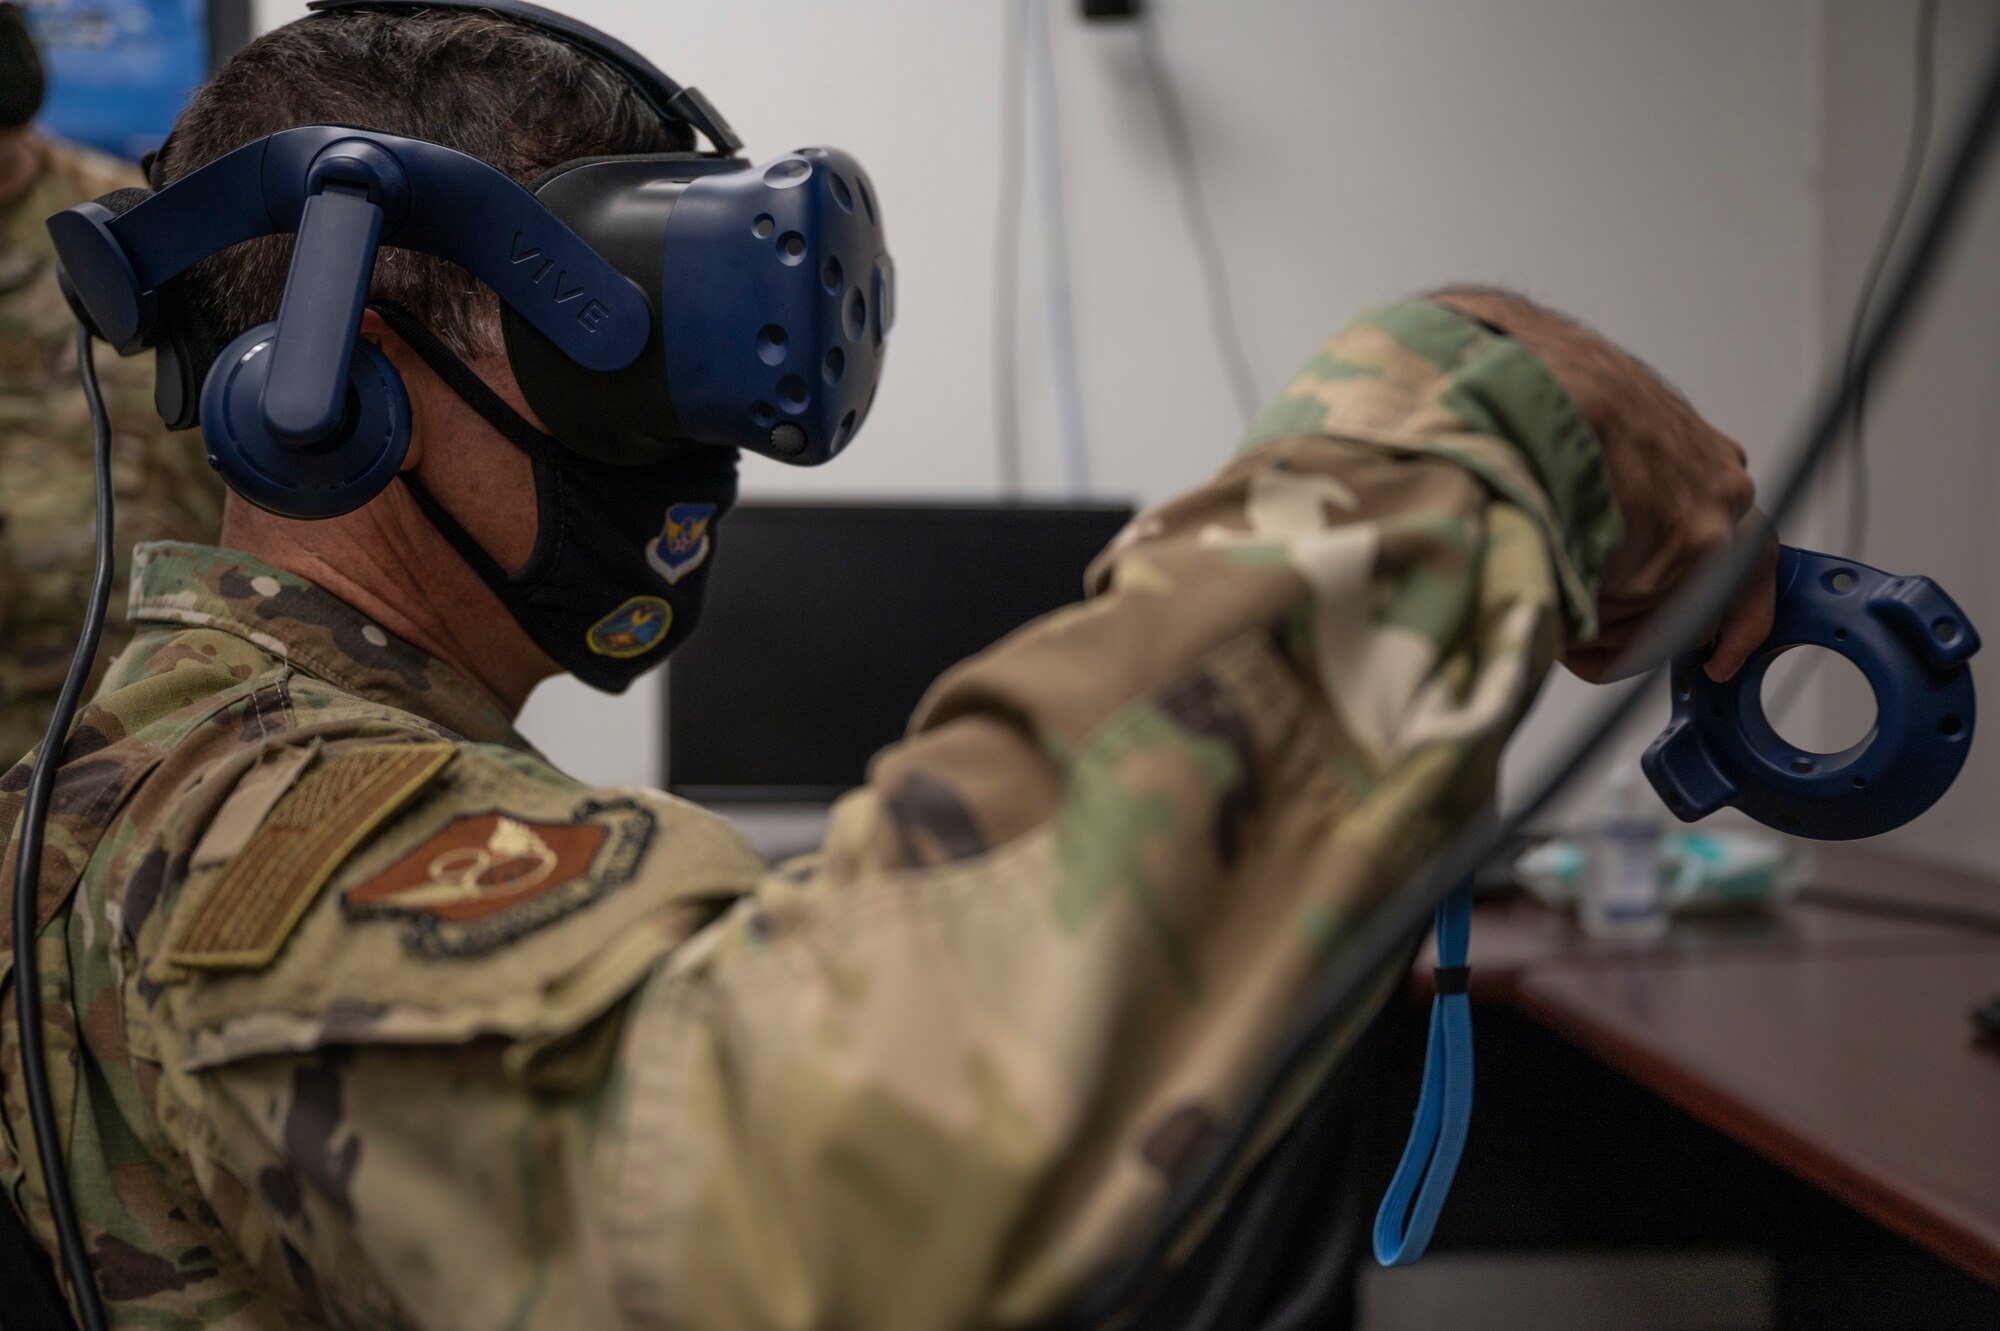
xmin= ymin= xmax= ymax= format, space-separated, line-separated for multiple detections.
xmin=1367 ymin=546 xmax=1983 ymax=1266
xmin=1372 ymin=880 xmax=1474 ymax=1267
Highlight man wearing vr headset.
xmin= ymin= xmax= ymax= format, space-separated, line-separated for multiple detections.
xmin=0 ymin=5 xmax=1775 ymax=1329
xmin=0 ymin=2 xmax=221 ymax=764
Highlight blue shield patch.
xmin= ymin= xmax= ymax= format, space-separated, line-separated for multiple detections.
xmin=647 ymin=502 xmax=717 ymax=585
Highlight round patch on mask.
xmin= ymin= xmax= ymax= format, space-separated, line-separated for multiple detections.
xmin=586 ymin=596 xmax=674 ymax=658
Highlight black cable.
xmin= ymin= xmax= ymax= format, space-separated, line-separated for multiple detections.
xmin=1761 ymin=0 xmax=1936 ymax=740
xmin=1845 ymin=0 xmax=1939 ymax=558
xmin=1119 ymin=986 xmax=1402 ymax=1331
xmin=1058 ymin=14 xmax=2000 ymax=1324
xmin=1135 ymin=10 xmax=1261 ymax=424
xmin=1175 ymin=1122 xmax=1300 ymax=1331
xmin=1259 ymin=1166 xmax=1367 ymax=1331
xmin=993 ymin=0 xmax=1027 ymax=497
xmin=10 ymin=324 xmax=114 ymax=1331
xmin=1184 ymin=955 xmax=1407 ymax=1331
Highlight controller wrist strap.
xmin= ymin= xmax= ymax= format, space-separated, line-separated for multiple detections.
xmin=1372 ymin=879 xmax=1475 ymax=1267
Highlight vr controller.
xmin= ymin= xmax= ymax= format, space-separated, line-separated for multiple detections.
xmin=1646 ymin=545 xmax=1980 ymax=840
xmin=49 ymin=119 xmax=891 ymax=518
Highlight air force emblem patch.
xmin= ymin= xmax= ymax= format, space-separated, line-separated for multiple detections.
xmin=647 ymin=502 xmax=717 ymax=584
xmin=586 ymin=595 xmax=673 ymax=658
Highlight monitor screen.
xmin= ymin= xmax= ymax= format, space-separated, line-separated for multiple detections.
xmin=665 ymin=499 xmax=1135 ymax=803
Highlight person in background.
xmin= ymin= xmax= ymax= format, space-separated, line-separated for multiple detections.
xmin=0 ymin=0 xmax=222 ymax=763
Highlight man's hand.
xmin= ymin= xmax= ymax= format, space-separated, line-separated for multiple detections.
xmin=1432 ymin=288 xmax=1778 ymax=683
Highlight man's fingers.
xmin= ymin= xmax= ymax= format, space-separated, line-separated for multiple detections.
xmin=1704 ymin=511 xmax=1779 ymax=681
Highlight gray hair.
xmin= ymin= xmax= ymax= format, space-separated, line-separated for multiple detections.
xmin=166 ymin=10 xmax=693 ymax=359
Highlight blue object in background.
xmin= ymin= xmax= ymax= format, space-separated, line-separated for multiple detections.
xmin=25 ymin=0 xmax=208 ymax=161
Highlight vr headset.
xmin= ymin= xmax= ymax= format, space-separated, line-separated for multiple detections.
xmin=45 ymin=0 xmax=893 ymax=519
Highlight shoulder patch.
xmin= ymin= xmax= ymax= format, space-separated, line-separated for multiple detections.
xmin=340 ymin=798 xmax=655 ymax=957
xmin=170 ymin=743 xmax=454 ymax=970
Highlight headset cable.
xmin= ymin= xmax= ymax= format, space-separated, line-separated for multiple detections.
xmin=1770 ymin=0 xmax=1939 ymax=734
xmin=1845 ymin=0 xmax=1940 ymax=558
xmin=10 ymin=324 xmax=116 ymax=1331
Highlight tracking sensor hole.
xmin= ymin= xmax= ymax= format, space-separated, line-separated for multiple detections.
xmin=1760 ymin=645 xmax=1877 ymax=755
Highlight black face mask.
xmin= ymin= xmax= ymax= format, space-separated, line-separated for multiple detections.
xmin=376 ymin=306 xmax=738 ymax=693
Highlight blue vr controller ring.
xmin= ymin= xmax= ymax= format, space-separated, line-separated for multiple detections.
xmin=1643 ymin=545 xmax=1979 ymax=840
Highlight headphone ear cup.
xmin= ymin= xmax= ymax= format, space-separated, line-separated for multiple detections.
xmin=201 ymin=323 xmax=412 ymax=519
xmin=52 ymin=187 xmax=157 ymax=342
xmin=76 ymin=183 xmax=229 ymax=429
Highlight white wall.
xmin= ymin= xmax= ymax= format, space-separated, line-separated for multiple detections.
xmin=1816 ymin=0 xmax=2000 ymax=874
xmin=253 ymin=0 xmax=1821 ymax=799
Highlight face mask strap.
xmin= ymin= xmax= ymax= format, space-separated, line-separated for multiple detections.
xmin=370 ymin=302 xmax=572 ymax=468
xmin=373 ymin=300 xmax=583 ymax=594
xmin=398 ymin=471 xmax=517 ymax=588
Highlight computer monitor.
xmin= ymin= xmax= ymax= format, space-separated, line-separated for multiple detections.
xmin=664 ymin=499 xmax=1135 ymax=805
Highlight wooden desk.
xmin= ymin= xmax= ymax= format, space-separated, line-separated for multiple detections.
xmin=1424 ymin=844 xmax=2000 ymax=1289
xmin=1416 ymin=894 xmax=1995 ymax=1001
xmin=1517 ymin=946 xmax=2000 ymax=1286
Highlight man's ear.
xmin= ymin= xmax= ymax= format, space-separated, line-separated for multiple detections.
xmin=358 ymin=308 xmax=430 ymax=470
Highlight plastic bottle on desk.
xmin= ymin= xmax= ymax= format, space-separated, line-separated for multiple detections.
xmin=1579 ymin=768 xmax=1669 ymax=942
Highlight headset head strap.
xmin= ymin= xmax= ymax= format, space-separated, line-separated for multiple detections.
xmin=303 ymin=0 xmax=744 ymax=156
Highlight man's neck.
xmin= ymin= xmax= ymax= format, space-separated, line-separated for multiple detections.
xmin=223 ymin=487 xmax=555 ymax=716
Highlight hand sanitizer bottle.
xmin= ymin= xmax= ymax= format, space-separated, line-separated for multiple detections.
xmin=1579 ymin=768 xmax=1668 ymax=942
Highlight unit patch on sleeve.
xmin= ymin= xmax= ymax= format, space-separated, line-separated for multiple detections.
xmin=170 ymin=742 xmax=455 ymax=970
xmin=341 ymin=798 xmax=656 ymax=957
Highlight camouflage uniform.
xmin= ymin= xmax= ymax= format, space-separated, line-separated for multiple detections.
xmin=0 ymin=133 xmax=223 ymax=763
xmin=1 ymin=301 xmax=1618 ymax=1329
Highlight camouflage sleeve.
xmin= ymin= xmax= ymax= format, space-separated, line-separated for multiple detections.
xmin=170 ymin=301 xmax=1618 ymax=1329
xmin=578 ymin=300 xmax=1619 ymax=1327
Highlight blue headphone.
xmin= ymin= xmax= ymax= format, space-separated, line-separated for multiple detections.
xmin=47 ymin=0 xmax=893 ymax=519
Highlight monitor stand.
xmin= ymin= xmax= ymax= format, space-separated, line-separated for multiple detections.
xmin=713 ymin=801 xmax=834 ymax=864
